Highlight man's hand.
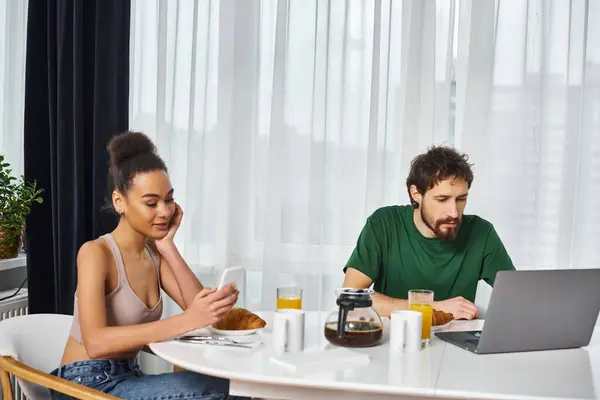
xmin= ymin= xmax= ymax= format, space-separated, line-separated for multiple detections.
xmin=433 ymin=296 xmax=479 ymax=320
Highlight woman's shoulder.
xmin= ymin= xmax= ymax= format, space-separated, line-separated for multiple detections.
xmin=76 ymin=237 xmax=113 ymax=271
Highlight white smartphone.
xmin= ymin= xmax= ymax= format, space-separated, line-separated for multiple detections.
xmin=216 ymin=266 xmax=245 ymax=291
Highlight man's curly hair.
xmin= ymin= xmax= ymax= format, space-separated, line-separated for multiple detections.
xmin=406 ymin=146 xmax=474 ymax=209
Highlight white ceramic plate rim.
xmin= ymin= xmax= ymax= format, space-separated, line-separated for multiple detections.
xmin=432 ymin=320 xmax=452 ymax=331
xmin=207 ymin=326 xmax=262 ymax=336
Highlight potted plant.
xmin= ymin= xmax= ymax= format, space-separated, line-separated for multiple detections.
xmin=0 ymin=155 xmax=43 ymax=259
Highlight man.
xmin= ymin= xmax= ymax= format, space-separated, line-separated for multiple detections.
xmin=343 ymin=146 xmax=515 ymax=320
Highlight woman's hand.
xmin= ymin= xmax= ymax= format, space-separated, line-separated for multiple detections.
xmin=155 ymin=203 xmax=183 ymax=253
xmin=186 ymin=284 xmax=239 ymax=328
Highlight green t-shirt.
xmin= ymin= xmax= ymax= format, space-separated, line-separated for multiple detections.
xmin=344 ymin=205 xmax=515 ymax=302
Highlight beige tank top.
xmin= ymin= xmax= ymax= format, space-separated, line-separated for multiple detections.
xmin=69 ymin=233 xmax=164 ymax=344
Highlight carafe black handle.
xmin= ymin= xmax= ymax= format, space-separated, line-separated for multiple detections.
xmin=337 ymin=300 xmax=355 ymax=339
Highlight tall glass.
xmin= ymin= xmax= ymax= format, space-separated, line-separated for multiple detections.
xmin=276 ymin=286 xmax=303 ymax=310
xmin=408 ymin=289 xmax=434 ymax=346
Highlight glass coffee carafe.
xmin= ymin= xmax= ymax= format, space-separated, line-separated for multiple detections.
xmin=324 ymin=288 xmax=383 ymax=348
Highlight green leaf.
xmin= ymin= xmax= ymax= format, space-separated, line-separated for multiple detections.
xmin=0 ymin=154 xmax=44 ymax=231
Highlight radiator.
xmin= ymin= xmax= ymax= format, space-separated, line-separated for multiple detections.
xmin=0 ymin=288 xmax=29 ymax=400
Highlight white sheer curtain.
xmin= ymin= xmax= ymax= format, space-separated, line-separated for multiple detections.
xmin=129 ymin=0 xmax=600 ymax=315
xmin=459 ymin=0 xmax=600 ymax=273
xmin=0 ymin=0 xmax=28 ymax=179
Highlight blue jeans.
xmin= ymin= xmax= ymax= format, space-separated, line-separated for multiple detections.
xmin=50 ymin=358 xmax=247 ymax=399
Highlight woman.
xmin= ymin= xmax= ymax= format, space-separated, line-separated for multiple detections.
xmin=51 ymin=131 xmax=242 ymax=399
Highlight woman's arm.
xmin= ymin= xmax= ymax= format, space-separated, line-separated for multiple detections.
xmin=153 ymin=242 xmax=203 ymax=310
xmin=76 ymin=241 xmax=235 ymax=360
xmin=152 ymin=204 xmax=206 ymax=309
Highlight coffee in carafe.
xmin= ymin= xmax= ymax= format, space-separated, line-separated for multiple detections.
xmin=324 ymin=288 xmax=383 ymax=348
xmin=324 ymin=320 xmax=383 ymax=347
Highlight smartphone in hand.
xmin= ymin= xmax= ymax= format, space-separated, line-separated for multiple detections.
xmin=217 ymin=266 xmax=245 ymax=291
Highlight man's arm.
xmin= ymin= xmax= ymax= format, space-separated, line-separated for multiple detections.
xmin=343 ymin=209 xmax=478 ymax=319
xmin=480 ymin=225 xmax=516 ymax=286
xmin=342 ymin=210 xmax=399 ymax=316
xmin=343 ymin=267 xmax=408 ymax=317
xmin=372 ymin=292 xmax=409 ymax=317
xmin=344 ymin=267 xmax=478 ymax=319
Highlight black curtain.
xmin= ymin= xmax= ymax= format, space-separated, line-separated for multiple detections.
xmin=24 ymin=0 xmax=130 ymax=314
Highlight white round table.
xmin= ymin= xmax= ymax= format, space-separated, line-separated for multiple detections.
xmin=149 ymin=311 xmax=600 ymax=400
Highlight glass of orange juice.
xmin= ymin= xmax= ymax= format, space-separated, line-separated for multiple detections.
xmin=276 ymin=286 xmax=303 ymax=310
xmin=408 ymin=289 xmax=434 ymax=346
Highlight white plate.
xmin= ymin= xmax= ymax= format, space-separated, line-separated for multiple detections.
xmin=207 ymin=326 xmax=263 ymax=336
xmin=382 ymin=315 xmax=451 ymax=332
xmin=432 ymin=321 xmax=452 ymax=332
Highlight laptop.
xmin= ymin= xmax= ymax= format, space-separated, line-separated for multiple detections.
xmin=434 ymin=269 xmax=600 ymax=354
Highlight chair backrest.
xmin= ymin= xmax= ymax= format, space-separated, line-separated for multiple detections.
xmin=0 ymin=313 xmax=72 ymax=399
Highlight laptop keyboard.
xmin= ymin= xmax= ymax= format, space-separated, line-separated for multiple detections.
xmin=465 ymin=331 xmax=481 ymax=346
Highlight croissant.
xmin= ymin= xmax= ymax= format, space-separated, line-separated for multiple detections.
xmin=212 ymin=308 xmax=267 ymax=330
xmin=432 ymin=309 xmax=453 ymax=326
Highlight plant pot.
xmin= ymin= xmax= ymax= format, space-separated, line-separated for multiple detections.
xmin=0 ymin=226 xmax=22 ymax=259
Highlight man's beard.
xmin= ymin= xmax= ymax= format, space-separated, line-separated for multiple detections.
xmin=420 ymin=205 xmax=461 ymax=241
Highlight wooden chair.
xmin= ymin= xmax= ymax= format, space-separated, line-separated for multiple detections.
xmin=0 ymin=314 xmax=117 ymax=399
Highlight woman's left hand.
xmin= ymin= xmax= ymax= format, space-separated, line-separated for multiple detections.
xmin=155 ymin=203 xmax=183 ymax=250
